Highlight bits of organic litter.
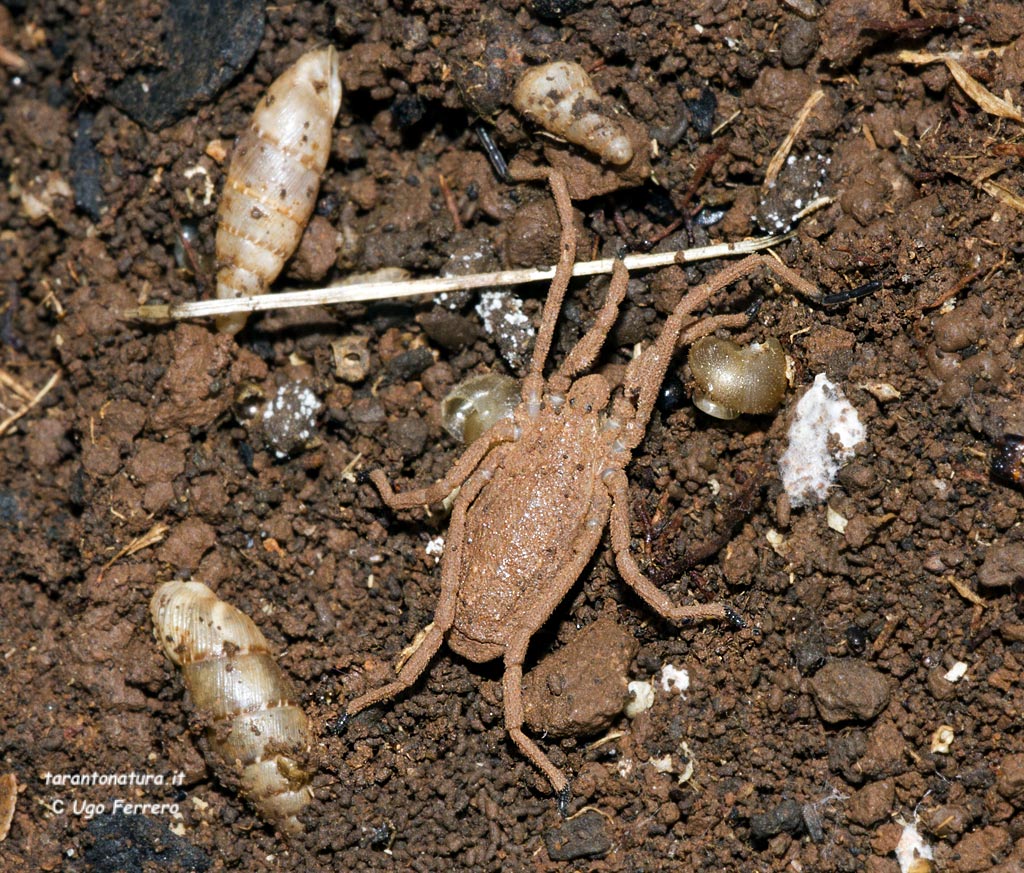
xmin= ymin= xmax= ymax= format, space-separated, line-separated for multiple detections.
xmin=943 ymin=661 xmax=968 ymax=683
xmin=778 ymin=374 xmax=866 ymax=508
xmin=826 ymin=504 xmax=848 ymax=533
xmin=755 ymin=153 xmax=830 ymax=234
xmin=659 ymin=664 xmax=690 ymax=695
xmin=624 ymin=680 xmax=655 ymax=718
xmin=930 ymin=724 xmax=955 ymax=754
xmin=425 ymin=535 xmax=445 ymax=564
xmin=475 ymin=290 xmax=535 ymax=371
xmin=895 ymin=818 xmax=934 ymax=873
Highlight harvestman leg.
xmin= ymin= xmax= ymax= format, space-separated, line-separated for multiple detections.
xmin=550 ymin=259 xmax=631 ymax=390
xmin=368 ymin=417 xmax=517 ymax=510
xmin=606 ymin=470 xmax=732 ymax=624
xmin=346 ymin=443 xmax=514 ymax=717
xmin=622 ymin=253 xmax=818 ymax=447
xmin=501 ymin=489 xmax=612 ymax=807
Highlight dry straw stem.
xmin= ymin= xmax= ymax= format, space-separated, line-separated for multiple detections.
xmin=0 ymin=370 xmax=60 ymax=437
xmin=125 ymin=232 xmax=798 ymax=323
xmin=898 ymin=49 xmax=1022 ymax=123
xmin=975 ymin=177 xmax=1024 ymax=215
xmin=96 ymin=522 xmax=169 ymax=583
xmin=763 ymin=89 xmax=825 ymax=189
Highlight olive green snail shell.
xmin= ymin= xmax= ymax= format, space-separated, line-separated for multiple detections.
xmin=441 ymin=373 xmax=520 ymax=443
xmin=688 ymin=336 xmax=789 ymax=419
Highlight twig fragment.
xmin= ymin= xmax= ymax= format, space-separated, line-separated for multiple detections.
xmin=898 ymin=49 xmax=1022 ymax=123
xmin=0 ymin=368 xmax=34 ymax=402
xmin=975 ymin=178 xmax=1024 ymax=215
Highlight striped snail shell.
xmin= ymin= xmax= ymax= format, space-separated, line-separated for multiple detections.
xmin=151 ymin=580 xmax=313 ymax=834
xmin=214 ymin=46 xmax=343 ymax=334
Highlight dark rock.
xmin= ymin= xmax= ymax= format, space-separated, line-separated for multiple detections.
xmin=749 ymin=798 xmax=804 ymax=841
xmin=70 ymin=112 xmax=104 ymax=221
xmin=386 ymin=347 xmax=435 ymax=381
xmin=417 ymin=309 xmax=479 ymax=351
xmin=84 ymin=812 xmax=210 ymax=872
xmin=391 ymin=95 xmax=426 ymax=129
xmin=108 ymin=0 xmax=265 ymax=130
xmin=685 ymin=86 xmax=717 ymax=141
xmin=792 ymin=626 xmax=828 ymax=676
xmin=530 ymin=0 xmax=587 ymax=20
xmin=543 ymin=810 xmax=611 ymax=861
xmin=780 ymin=18 xmax=819 ymax=68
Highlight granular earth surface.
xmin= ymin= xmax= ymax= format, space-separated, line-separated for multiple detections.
xmin=3 ymin=1 xmax=1024 ymax=871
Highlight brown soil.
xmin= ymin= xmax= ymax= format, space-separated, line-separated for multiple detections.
xmin=3 ymin=1 xmax=1024 ymax=871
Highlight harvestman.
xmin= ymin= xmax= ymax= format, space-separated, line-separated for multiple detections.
xmin=342 ymin=167 xmax=817 ymax=806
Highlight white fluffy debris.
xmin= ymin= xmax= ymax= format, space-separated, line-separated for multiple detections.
xmin=778 ymin=374 xmax=866 ymax=508
xmin=425 ymin=535 xmax=445 ymax=564
xmin=895 ymin=820 xmax=934 ymax=873
xmin=659 ymin=664 xmax=690 ymax=695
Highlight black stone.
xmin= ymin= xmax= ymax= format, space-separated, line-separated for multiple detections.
xmin=108 ymin=0 xmax=265 ymax=130
xmin=543 ymin=810 xmax=611 ymax=861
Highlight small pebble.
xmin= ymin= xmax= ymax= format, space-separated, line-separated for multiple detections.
xmin=978 ymin=542 xmax=1024 ymax=588
xmin=846 ymin=778 xmax=894 ymax=827
xmin=809 ymin=659 xmax=890 ymax=723
xmin=107 ymin=0 xmax=265 ymax=129
xmin=749 ymin=798 xmax=804 ymax=841
xmin=386 ymin=347 xmax=434 ymax=381
xmin=260 ymin=383 xmax=322 ymax=459
xmin=996 ymin=752 xmax=1024 ymax=803
xmin=523 ymin=616 xmax=638 ymax=738
xmin=543 ymin=810 xmax=611 ymax=861
xmin=792 ymin=627 xmax=828 ymax=676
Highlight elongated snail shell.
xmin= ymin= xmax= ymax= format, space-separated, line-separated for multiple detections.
xmin=214 ymin=46 xmax=343 ymax=334
xmin=512 ymin=60 xmax=634 ymax=166
xmin=151 ymin=581 xmax=313 ymax=834
xmin=688 ymin=336 xmax=789 ymax=419
xmin=441 ymin=373 xmax=520 ymax=443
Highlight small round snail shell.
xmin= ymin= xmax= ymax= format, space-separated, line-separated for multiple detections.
xmin=151 ymin=581 xmax=313 ymax=834
xmin=441 ymin=373 xmax=520 ymax=443
xmin=512 ymin=61 xmax=634 ymax=166
xmin=214 ymin=46 xmax=343 ymax=334
xmin=688 ymin=336 xmax=789 ymax=419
